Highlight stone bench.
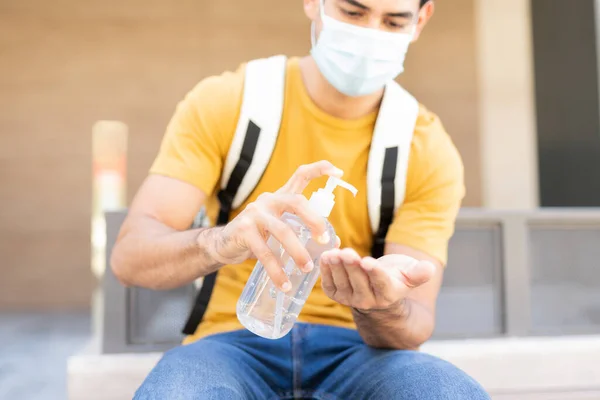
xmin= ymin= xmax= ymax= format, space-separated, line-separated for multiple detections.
xmin=68 ymin=335 xmax=600 ymax=400
xmin=81 ymin=208 xmax=600 ymax=399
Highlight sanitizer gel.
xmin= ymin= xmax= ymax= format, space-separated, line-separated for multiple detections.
xmin=236 ymin=176 xmax=358 ymax=339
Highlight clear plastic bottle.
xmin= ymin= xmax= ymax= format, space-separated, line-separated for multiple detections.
xmin=237 ymin=176 xmax=358 ymax=339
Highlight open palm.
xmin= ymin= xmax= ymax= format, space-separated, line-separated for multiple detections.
xmin=319 ymin=249 xmax=435 ymax=312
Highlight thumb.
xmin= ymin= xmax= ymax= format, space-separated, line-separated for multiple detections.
xmin=399 ymin=258 xmax=436 ymax=288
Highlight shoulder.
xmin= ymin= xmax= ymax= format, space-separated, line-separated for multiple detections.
xmin=386 ymin=104 xmax=466 ymax=263
xmin=179 ymin=56 xmax=292 ymax=133
xmin=406 ymin=104 xmax=465 ymax=200
xmin=181 ymin=62 xmax=247 ymax=121
xmin=410 ymin=104 xmax=464 ymax=175
xmin=164 ymin=62 xmax=248 ymax=157
xmin=184 ymin=55 xmax=292 ymax=106
xmin=412 ymin=105 xmax=462 ymax=162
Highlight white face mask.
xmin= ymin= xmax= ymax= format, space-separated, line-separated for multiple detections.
xmin=310 ymin=0 xmax=415 ymax=97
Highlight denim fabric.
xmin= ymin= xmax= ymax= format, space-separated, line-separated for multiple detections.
xmin=134 ymin=324 xmax=490 ymax=400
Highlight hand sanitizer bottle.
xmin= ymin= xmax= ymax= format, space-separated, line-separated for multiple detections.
xmin=236 ymin=176 xmax=358 ymax=339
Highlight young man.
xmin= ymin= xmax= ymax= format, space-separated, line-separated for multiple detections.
xmin=112 ymin=0 xmax=489 ymax=398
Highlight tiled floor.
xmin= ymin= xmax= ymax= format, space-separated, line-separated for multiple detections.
xmin=0 ymin=312 xmax=90 ymax=400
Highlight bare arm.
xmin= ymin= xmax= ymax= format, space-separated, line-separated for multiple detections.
xmin=111 ymin=161 xmax=341 ymax=291
xmin=320 ymin=244 xmax=442 ymax=350
xmin=318 ymin=105 xmax=464 ymax=349
xmin=110 ymin=174 xmax=225 ymax=290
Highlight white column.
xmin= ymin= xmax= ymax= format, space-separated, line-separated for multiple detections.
xmin=475 ymin=0 xmax=539 ymax=209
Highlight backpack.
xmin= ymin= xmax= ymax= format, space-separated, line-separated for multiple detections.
xmin=182 ymin=55 xmax=419 ymax=335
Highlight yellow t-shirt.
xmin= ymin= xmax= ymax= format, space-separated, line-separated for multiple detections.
xmin=150 ymin=57 xmax=465 ymax=343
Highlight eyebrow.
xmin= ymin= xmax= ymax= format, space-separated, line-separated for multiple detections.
xmin=342 ymin=0 xmax=369 ymax=9
xmin=340 ymin=0 xmax=414 ymax=19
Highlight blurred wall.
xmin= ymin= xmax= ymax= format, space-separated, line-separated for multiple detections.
xmin=401 ymin=0 xmax=481 ymax=208
xmin=476 ymin=0 xmax=538 ymax=210
xmin=0 ymin=0 xmax=480 ymax=310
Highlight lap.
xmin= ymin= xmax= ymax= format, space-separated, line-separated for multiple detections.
xmin=318 ymin=347 xmax=490 ymax=400
xmin=134 ymin=324 xmax=489 ymax=400
xmin=293 ymin=325 xmax=488 ymax=400
xmin=134 ymin=330 xmax=286 ymax=400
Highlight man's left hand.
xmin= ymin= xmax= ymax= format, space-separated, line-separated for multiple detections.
xmin=319 ymin=248 xmax=436 ymax=313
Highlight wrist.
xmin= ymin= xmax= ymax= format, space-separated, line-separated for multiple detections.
xmin=195 ymin=227 xmax=228 ymax=266
xmin=352 ymin=298 xmax=409 ymax=319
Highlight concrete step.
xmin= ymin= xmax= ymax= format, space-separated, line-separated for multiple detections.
xmin=68 ymin=335 xmax=600 ymax=400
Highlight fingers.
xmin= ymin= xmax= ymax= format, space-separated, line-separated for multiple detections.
xmin=278 ymin=161 xmax=343 ymax=195
xmin=274 ymin=193 xmax=327 ymax=239
xmin=360 ymin=256 xmax=434 ymax=303
xmin=362 ymin=263 xmax=395 ymax=301
xmin=262 ymin=213 xmax=314 ymax=273
xmin=400 ymin=260 xmax=436 ymax=288
xmin=371 ymin=254 xmax=435 ymax=288
xmin=245 ymin=227 xmax=290 ymax=292
xmin=338 ymin=248 xmax=362 ymax=264
xmin=360 ymin=256 xmax=403 ymax=302
xmin=220 ymin=161 xmax=343 ymax=272
xmin=321 ymin=249 xmax=375 ymax=308
xmin=360 ymin=256 xmax=378 ymax=272
xmin=339 ymin=249 xmax=373 ymax=305
xmin=321 ymin=249 xmax=352 ymax=304
xmin=320 ymin=252 xmax=336 ymax=295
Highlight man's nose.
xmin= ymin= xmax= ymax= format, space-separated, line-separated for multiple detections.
xmin=364 ymin=16 xmax=383 ymax=30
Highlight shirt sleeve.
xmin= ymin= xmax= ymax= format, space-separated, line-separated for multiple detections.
xmin=385 ymin=107 xmax=466 ymax=265
xmin=149 ymin=66 xmax=245 ymax=196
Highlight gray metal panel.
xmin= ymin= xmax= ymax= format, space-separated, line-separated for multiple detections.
xmin=101 ymin=211 xmax=129 ymax=354
xmin=501 ymin=215 xmax=532 ymax=336
xmin=102 ymin=211 xmax=192 ymax=353
xmin=529 ymin=222 xmax=600 ymax=335
xmin=434 ymin=220 xmax=504 ymax=338
xmin=525 ymin=208 xmax=600 ymax=221
xmin=453 ymin=209 xmax=536 ymax=337
xmin=128 ymin=286 xmax=194 ymax=345
xmin=97 ymin=207 xmax=600 ymax=352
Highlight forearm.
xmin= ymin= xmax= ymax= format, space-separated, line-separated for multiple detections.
xmin=111 ymin=215 xmax=225 ymax=290
xmin=352 ymin=299 xmax=435 ymax=350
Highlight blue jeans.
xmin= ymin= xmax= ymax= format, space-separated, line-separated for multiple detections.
xmin=134 ymin=324 xmax=489 ymax=400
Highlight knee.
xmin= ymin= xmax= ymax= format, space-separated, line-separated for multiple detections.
xmin=154 ymin=342 xmax=221 ymax=378
xmin=134 ymin=342 xmax=244 ymax=400
xmin=372 ymin=351 xmax=490 ymax=400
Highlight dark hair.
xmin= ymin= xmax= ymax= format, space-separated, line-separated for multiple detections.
xmin=324 ymin=0 xmax=432 ymax=8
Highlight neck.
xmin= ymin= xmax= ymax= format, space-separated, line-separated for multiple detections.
xmin=299 ymin=56 xmax=383 ymax=120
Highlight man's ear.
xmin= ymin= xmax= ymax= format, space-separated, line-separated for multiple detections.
xmin=412 ymin=1 xmax=435 ymax=42
xmin=303 ymin=0 xmax=320 ymax=21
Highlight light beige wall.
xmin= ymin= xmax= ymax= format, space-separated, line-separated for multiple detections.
xmin=401 ymin=0 xmax=482 ymax=208
xmin=0 ymin=0 xmax=481 ymax=310
xmin=475 ymin=0 xmax=539 ymax=209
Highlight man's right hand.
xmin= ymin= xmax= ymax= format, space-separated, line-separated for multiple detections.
xmin=209 ymin=160 xmax=342 ymax=292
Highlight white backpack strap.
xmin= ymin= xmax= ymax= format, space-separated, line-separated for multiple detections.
xmin=367 ymin=81 xmax=419 ymax=257
xmin=183 ymin=55 xmax=287 ymax=335
xmin=218 ymin=55 xmax=287 ymax=224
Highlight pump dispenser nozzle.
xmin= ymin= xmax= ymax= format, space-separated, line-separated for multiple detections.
xmin=308 ymin=176 xmax=358 ymax=218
